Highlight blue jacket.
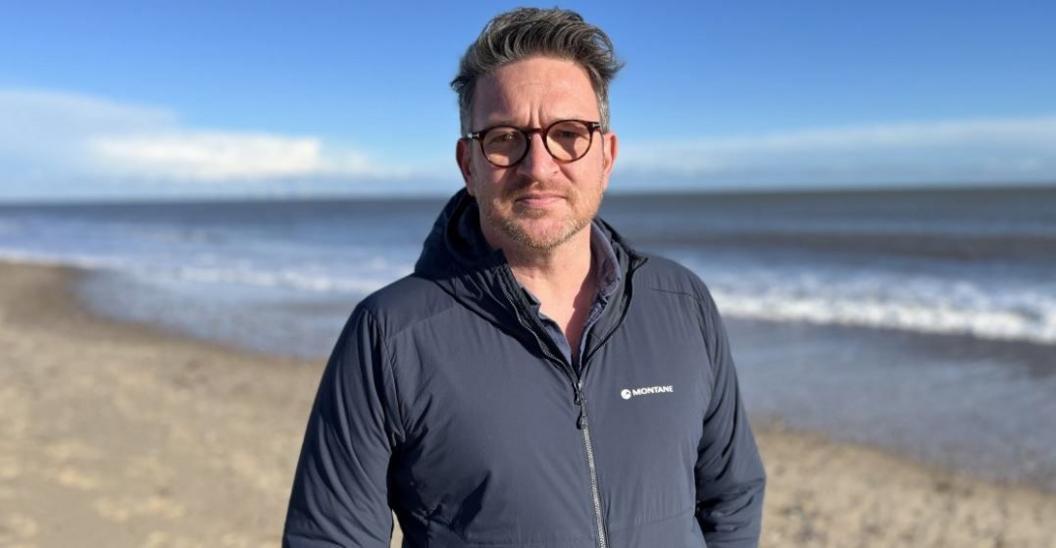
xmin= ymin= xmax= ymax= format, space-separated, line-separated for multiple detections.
xmin=283 ymin=190 xmax=766 ymax=547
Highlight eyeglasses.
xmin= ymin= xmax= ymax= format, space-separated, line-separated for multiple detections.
xmin=465 ymin=119 xmax=602 ymax=168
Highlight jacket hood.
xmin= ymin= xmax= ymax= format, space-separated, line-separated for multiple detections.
xmin=414 ymin=189 xmax=646 ymax=365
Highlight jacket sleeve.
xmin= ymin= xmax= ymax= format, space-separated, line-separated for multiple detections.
xmin=283 ymin=305 xmax=401 ymax=547
xmin=694 ymin=285 xmax=766 ymax=547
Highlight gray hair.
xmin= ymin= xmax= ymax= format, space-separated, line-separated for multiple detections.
xmin=451 ymin=7 xmax=624 ymax=136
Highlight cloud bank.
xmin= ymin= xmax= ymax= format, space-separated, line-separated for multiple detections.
xmin=618 ymin=116 xmax=1056 ymax=188
xmin=88 ymin=132 xmax=395 ymax=181
xmin=0 ymin=88 xmax=416 ymax=200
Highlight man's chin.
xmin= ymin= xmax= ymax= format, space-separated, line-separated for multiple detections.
xmin=502 ymin=217 xmax=588 ymax=251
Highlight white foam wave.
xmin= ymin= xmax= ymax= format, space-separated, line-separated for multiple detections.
xmin=0 ymin=248 xmax=411 ymax=295
xmin=700 ymin=268 xmax=1056 ymax=345
xmin=0 ymin=248 xmax=134 ymax=271
xmin=161 ymin=264 xmax=403 ymax=294
xmin=4 ymin=246 xmax=1053 ymax=346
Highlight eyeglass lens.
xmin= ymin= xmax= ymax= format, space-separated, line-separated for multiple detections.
xmin=481 ymin=121 xmax=594 ymax=166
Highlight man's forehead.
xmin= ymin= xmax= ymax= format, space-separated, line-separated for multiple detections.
xmin=477 ymin=57 xmax=593 ymax=97
xmin=471 ymin=57 xmax=599 ymax=126
xmin=473 ymin=97 xmax=590 ymax=126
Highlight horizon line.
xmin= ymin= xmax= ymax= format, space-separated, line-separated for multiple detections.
xmin=2 ymin=180 xmax=1054 ymax=207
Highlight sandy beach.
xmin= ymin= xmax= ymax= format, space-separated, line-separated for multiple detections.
xmin=2 ymin=260 xmax=1054 ymax=547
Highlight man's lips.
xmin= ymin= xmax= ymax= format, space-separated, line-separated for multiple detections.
xmin=513 ymin=193 xmax=566 ymax=207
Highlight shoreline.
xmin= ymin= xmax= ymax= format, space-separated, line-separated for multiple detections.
xmin=0 ymin=260 xmax=323 ymax=547
xmin=2 ymin=258 xmax=1054 ymax=546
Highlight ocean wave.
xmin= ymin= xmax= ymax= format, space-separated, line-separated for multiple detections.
xmin=0 ymin=248 xmax=413 ymax=295
xmin=159 ymin=264 xmax=407 ymax=294
xmin=700 ymin=269 xmax=1056 ymax=346
xmin=0 ymin=248 xmax=132 ymax=271
xmin=4 ymin=246 xmax=1053 ymax=346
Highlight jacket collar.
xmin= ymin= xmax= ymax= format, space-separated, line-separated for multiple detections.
xmin=413 ymin=189 xmax=647 ymax=367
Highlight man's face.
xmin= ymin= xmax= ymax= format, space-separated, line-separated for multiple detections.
xmin=457 ymin=56 xmax=618 ymax=252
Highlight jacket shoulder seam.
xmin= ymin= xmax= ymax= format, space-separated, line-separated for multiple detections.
xmin=379 ymin=297 xmax=459 ymax=342
xmin=645 ymin=285 xmax=706 ymax=302
xmin=362 ymin=307 xmax=408 ymax=446
xmin=362 ymin=295 xmax=460 ymax=440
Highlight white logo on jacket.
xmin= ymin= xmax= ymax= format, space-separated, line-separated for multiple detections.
xmin=620 ymin=385 xmax=674 ymax=400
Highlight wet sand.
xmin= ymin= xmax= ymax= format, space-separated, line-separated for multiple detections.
xmin=1 ymin=260 xmax=1054 ymax=547
xmin=729 ymin=316 xmax=1056 ymax=493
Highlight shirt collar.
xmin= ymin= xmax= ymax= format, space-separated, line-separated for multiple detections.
xmin=521 ymin=221 xmax=622 ymax=307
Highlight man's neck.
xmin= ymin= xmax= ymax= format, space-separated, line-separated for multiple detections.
xmin=485 ymin=224 xmax=597 ymax=350
xmin=498 ymin=227 xmax=593 ymax=301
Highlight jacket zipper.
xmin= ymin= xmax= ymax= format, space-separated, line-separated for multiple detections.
xmin=574 ymin=379 xmax=607 ymax=548
xmin=527 ymin=335 xmax=608 ymax=548
xmin=501 ymin=267 xmax=609 ymax=548
xmin=536 ymin=347 xmax=608 ymax=548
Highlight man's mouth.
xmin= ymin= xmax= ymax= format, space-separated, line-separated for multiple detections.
xmin=513 ymin=193 xmax=565 ymax=208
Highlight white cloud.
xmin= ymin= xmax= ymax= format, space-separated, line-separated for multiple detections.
xmin=90 ymin=132 xmax=323 ymax=180
xmin=0 ymin=88 xmax=408 ymax=192
xmin=617 ymin=115 xmax=1056 ymax=187
xmin=88 ymin=132 xmax=393 ymax=181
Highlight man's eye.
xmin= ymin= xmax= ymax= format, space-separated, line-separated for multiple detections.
xmin=485 ymin=131 xmax=522 ymax=150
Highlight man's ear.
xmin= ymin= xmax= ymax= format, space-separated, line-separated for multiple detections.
xmin=456 ymin=138 xmax=476 ymax=196
xmin=600 ymin=131 xmax=618 ymax=191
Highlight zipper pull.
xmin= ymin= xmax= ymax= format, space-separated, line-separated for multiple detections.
xmin=575 ymin=382 xmax=587 ymax=429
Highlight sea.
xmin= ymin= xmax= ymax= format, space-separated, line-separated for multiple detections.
xmin=1 ymin=185 xmax=1054 ymax=490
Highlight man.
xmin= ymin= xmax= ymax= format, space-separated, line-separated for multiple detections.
xmin=284 ymin=7 xmax=765 ymax=548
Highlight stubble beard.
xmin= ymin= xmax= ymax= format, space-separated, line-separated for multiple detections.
xmin=497 ymin=207 xmax=589 ymax=252
xmin=482 ymin=179 xmax=604 ymax=252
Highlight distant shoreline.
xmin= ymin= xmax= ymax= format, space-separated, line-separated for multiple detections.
xmin=1 ymin=181 xmax=1053 ymax=207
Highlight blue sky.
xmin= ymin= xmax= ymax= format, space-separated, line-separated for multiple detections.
xmin=2 ymin=1 xmax=1055 ymax=201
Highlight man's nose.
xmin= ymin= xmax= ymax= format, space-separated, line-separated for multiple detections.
xmin=515 ymin=131 xmax=558 ymax=180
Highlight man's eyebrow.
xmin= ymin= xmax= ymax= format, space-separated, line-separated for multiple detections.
xmin=480 ymin=119 xmax=518 ymax=127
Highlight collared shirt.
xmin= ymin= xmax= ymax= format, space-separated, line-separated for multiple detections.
xmin=521 ymin=222 xmax=622 ymax=371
